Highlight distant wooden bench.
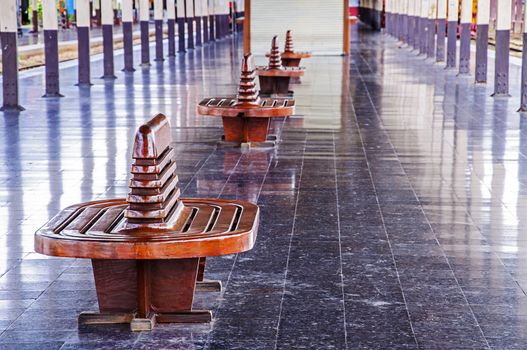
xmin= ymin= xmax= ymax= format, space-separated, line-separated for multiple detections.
xmin=34 ymin=114 xmax=259 ymax=331
xmin=256 ymin=35 xmax=305 ymax=96
xmin=266 ymin=30 xmax=312 ymax=68
xmin=197 ymin=54 xmax=295 ymax=146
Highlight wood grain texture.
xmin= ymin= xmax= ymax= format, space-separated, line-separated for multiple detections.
xmin=33 ymin=114 xmax=260 ymax=328
xmin=196 ymin=54 xmax=295 ymax=143
xmin=265 ymin=31 xmax=311 ymax=67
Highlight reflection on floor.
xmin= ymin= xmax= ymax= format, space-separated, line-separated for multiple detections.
xmin=1 ymin=24 xmax=527 ymax=349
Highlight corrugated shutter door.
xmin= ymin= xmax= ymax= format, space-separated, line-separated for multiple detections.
xmin=250 ymin=0 xmax=344 ymax=55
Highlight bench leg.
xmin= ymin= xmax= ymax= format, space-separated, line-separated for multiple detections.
xmin=87 ymin=258 xmax=212 ymax=330
xmin=222 ymin=116 xmax=271 ymax=143
xmin=258 ymin=76 xmax=291 ymax=96
xmin=195 ymin=257 xmax=222 ymax=292
xmin=281 ymin=58 xmax=301 ymax=67
xmin=78 ymin=311 xmax=134 ymax=325
xmin=156 ymin=310 xmax=212 ymax=323
xmin=79 ymin=310 xmax=211 ymax=331
xmin=196 ymin=280 xmax=222 ymax=292
xmin=130 ymin=312 xmax=156 ymax=331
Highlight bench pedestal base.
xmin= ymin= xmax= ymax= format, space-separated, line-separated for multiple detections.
xmin=87 ymin=258 xmax=215 ymax=330
xmin=222 ymin=116 xmax=271 ymax=143
xmin=281 ymin=58 xmax=302 ymax=67
xmin=219 ymin=133 xmax=279 ymax=149
xmin=258 ymin=76 xmax=292 ymax=96
xmin=196 ymin=280 xmax=222 ymax=292
xmin=79 ymin=310 xmax=212 ymax=331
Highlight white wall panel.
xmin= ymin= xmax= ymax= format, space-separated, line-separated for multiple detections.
xmin=250 ymin=0 xmax=344 ymax=55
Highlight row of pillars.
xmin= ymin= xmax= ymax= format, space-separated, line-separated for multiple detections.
xmin=1 ymin=0 xmax=242 ymax=112
xmin=360 ymin=0 xmax=527 ymax=112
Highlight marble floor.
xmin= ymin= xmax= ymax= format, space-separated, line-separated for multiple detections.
xmin=1 ymin=24 xmax=527 ymax=349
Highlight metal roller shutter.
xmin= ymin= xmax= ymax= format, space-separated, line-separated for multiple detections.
xmin=250 ymin=0 xmax=344 ymax=55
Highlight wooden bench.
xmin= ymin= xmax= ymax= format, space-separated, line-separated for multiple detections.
xmin=256 ymin=36 xmax=305 ymax=97
xmin=266 ymin=30 xmax=312 ymax=68
xmin=197 ymin=54 xmax=295 ymax=146
xmin=34 ymin=114 xmax=259 ymax=331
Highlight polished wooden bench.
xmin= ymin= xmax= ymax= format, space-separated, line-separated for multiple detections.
xmin=34 ymin=114 xmax=259 ymax=331
xmin=256 ymin=36 xmax=304 ymax=97
xmin=266 ymin=30 xmax=312 ymax=68
xmin=197 ymin=54 xmax=295 ymax=146
xmin=281 ymin=30 xmax=312 ymax=67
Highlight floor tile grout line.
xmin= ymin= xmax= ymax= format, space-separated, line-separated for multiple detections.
xmin=350 ymin=54 xmax=420 ymax=349
xmin=387 ymin=38 xmax=503 ymax=349
xmin=5 ymin=258 xmax=78 ymax=342
xmin=395 ymin=24 xmax=527 ymax=299
xmin=273 ymin=135 xmax=307 ymax=350
xmin=402 ymin=42 xmax=522 ymax=225
xmin=332 ymin=131 xmax=348 ymax=350
xmin=356 ymin=37 xmax=492 ymax=349
xmin=201 ymin=144 xmax=276 ymax=348
xmin=202 ymin=151 xmax=245 ymax=349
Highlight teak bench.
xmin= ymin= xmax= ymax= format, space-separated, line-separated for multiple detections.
xmin=34 ymin=114 xmax=259 ymax=331
xmin=197 ymin=54 xmax=295 ymax=146
xmin=266 ymin=30 xmax=312 ymax=68
xmin=256 ymin=36 xmax=305 ymax=97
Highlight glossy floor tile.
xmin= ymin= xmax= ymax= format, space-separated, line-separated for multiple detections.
xmin=1 ymin=24 xmax=527 ymax=349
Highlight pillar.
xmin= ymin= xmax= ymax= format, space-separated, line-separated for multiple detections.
xmin=177 ymin=0 xmax=186 ymax=51
xmin=520 ymin=1 xmax=527 ymax=110
xmin=384 ymin=1 xmax=393 ymax=35
xmin=167 ymin=0 xmax=176 ymax=56
xmin=222 ymin=0 xmax=229 ymax=36
xmin=186 ymin=0 xmax=195 ymax=49
xmin=140 ymin=0 xmax=150 ymax=65
xmin=94 ymin=0 xmax=101 ymax=26
xmin=399 ymin=0 xmax=404 ymax=38
xmin=411 ymin=0 xmax=419 ymax=48
xmin=395 ymin=0 xmax=401 ymax=38
xmin=475 ymin=0 xmax=490 ymax=82
xmin=458 ymin=0 xmax=472 ymax=74
xmin=436 ymin=0 xmax=446 ymax=61
xmin=101 ymin=0 xmax=116 ymax=78
xmin=493 ymin=0 xmax=511 ymax=96
xmin=113 ymin=0 xmax=119 ymax=24
xmin=209 ymin=0 xmax=215 ymax=41
xmin=215 ymin=0 xmax=222 ymax=39
xmin=202 ymin=0 xmax=209 ymax=42
xmin=1 ymin=0 xmax=24 ymax=111
xmin=195 ymin=0 xmax=202 ymax=46
xmin=490 ymin=0 xmax=497 ymax=28
xmin=31 ymin=0 xmax=39 ymax=32
xmin=154 ymin=0 xmax=164 ymax=60
xmin=513 ymin=0 xmax=522 ymax=33
xmin=134 ymin=0 xmax=139 ymax=22
xmin=427 ymin=0 xmax=436 ymax=58
xmin=420 ymin=0 xmax=429 ymax=55
xmin=446 ymin=0 xmax=459 ymax=68
xmin=391 ymin=0 xmax=396 ymax=36
xmin=375 ymin=0 xmax=382 ymax=31
xmin=408 ymin=0 xmax=416 ymax=44
xmin=404 ymin=0 xmax=412 ymax=44
xmin=77 ymin=0 xmax=92 ymax=85
xmin=43 ymin=0 xmax=63 ymax=97
xmin=122 ymin=0 xmax=135 ymax=71
xmin=385 ymin=0 xmax=391 ymax=35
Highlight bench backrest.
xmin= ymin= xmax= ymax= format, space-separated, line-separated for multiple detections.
xmin=125 ymin=114 xmax=182 ymax=225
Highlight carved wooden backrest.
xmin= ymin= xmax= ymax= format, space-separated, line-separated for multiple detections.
xmin=125 ymin=114 xmax=183 ymax=225
xmin=234 ymin=54 xmax=260 ymax=107
xmin=284 ymin=30 xmax=294 ymax=53
xmin=268 ymin=36 xmax=282 ymax=69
